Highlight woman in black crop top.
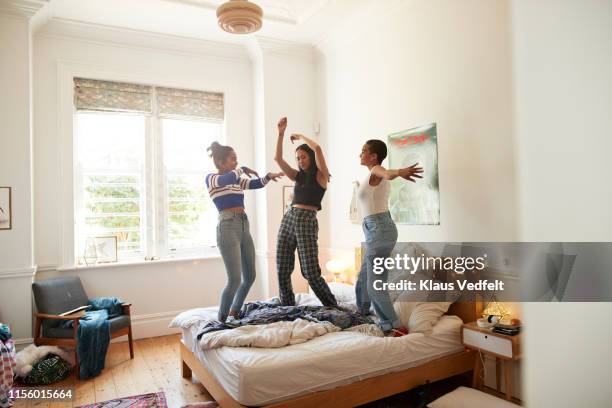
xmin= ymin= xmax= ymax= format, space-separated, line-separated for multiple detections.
xmin=273 ymin=117 xmax=337 ymax=307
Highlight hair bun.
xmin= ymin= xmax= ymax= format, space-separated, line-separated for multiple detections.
xmin=207 ymin=141 xmax=221 ymax=156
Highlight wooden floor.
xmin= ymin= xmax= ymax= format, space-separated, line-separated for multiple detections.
xmin=12 ymin=334 xmax=213 ymax=408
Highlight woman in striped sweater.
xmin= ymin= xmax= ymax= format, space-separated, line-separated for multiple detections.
xmin=206 ymin=142 xmax=283 ymax=322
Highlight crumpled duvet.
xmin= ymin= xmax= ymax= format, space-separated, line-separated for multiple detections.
xmin=198 ymin=318 xmax=341 ymax=350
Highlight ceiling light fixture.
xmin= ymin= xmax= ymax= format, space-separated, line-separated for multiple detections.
xmin=216 ymin=0 xmax=263 ymax=35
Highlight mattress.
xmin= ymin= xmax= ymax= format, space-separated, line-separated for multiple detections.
xmin=182 ymin=309 xmax=464 ymax=406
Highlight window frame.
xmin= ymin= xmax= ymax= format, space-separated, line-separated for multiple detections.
xmin=73 ymin=97 xmax=222 ymax=266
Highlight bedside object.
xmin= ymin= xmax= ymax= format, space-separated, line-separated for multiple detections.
xmin=462 ymin=322 xmax=521 ymax=401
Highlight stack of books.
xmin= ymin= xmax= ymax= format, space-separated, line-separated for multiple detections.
xmin=492 ymin=323 xmax=521 ymax=336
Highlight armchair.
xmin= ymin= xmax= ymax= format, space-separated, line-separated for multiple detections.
xmin=32 ymin=277 xmax=134 ymax=379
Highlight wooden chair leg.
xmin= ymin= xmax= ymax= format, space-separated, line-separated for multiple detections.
xmin=128 ymin=326 xmax=134 ymax=359
xmin=74 ymin=349 xmax=80 ymax=380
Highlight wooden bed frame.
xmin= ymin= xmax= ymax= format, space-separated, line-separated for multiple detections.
xmin=180 ymin=301 xmax=483 ymax=408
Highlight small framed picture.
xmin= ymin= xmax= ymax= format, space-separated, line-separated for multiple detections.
xmin=94 ymin=236 xmax=118 ymax=263
xmin=0 ymin=187 xmax=12 ymax=230
xmin=282 ymin=185 xmax=294 ymax=215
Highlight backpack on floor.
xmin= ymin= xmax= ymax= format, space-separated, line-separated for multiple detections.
xmin=23 ymin=353 xmax=72 ymax=385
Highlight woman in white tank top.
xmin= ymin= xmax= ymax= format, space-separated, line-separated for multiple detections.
xmin=355 ymin=139 xmax=423 ymax=336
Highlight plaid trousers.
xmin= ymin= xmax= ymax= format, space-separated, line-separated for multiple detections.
xmin=276 ymin=207 xmax=337 ymax=307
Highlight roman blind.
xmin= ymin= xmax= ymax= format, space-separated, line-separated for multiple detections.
xmin=156 ymin=87 xmax=224 ymax=122
xmin=74 ymin=78 xmax=224 ymax=121
xmin=74 ymin=78 xmax=153 ymax=114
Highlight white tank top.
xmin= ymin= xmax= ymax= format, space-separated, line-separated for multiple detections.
xmin=357 ymin=166 xmax=390 ymax=218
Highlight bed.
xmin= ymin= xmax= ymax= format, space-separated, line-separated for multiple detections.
xmin=179 ymin=299 xmax=482 ymax=408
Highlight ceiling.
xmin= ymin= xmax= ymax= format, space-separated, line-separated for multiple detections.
xmin=39 ymin=0 xmax=370 ymax=45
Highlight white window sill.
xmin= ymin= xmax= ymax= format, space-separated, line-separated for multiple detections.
xmin=57 ymin=252 xmax=222 ymax=272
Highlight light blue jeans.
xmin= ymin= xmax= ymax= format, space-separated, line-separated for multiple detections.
xmin=355 ymin=211 xmax=402 ymax=331
xmin=217 ymin=211 xmax=256 ymax=322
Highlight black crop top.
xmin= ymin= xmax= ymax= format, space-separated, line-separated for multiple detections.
xmin=292 ymin=171 xmax=326 ymax=210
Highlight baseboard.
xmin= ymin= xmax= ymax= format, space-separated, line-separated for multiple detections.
xmin=13 ymin=337 xmax=34 ymax=350
xmin=129 ymin=310 xmax=183 ymax=340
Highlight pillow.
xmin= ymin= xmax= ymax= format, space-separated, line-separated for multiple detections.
xmin=408 ymin=302 xmax=452 ymax=333
xmin=428 ymin=386 xmax=516 ymax=408
xmin=393 ymin=301 xmax=417 ymax=327
xmin=327 ymin=282 xmax=356 ymax=304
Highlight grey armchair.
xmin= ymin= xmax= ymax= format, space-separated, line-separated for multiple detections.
xmin=32 ymin=276 xmax=134 ymax=379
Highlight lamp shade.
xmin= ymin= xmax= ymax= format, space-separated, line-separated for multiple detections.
xmin=216 ymin=0 xmax=263 ymax=34
xmin=326 ymin=259 xmax=350 ymax=274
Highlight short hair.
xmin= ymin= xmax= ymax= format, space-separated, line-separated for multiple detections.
xmin=365 ymin=139 xmax=387 ymax=164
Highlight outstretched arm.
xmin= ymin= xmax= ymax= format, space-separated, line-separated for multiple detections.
xmin=371 ymin=163 xmax=423 ymax=182
xmin=290 ymin=133 xmax=330 ymax=184
xmin=206 ymin=168 xmax=244 ymax=188
xmin=274 ymin=117 xmax=298 ymax=181
xmin=240 ymin=172 xmax=284 ymax=190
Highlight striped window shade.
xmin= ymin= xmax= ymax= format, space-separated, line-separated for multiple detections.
xmin=156 ymin=87 xmax=224 ymax=122
xmin=74 ymin=78 xmax=153 ymax=114
xmin=74 ymin=78 xmax=224 ymax=121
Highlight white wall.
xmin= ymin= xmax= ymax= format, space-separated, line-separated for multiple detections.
xmin=0 ymin=13 xmax=36 ymax=343
xmin=512 ymin=0 xmax=612 ymax=406
xmin=31 ymin=20 xmax=262 ymax=338
xmin=317 ymin=0 xmax=518 ymax=259
xmin=316 ymin=0 xmax=522 ymax=398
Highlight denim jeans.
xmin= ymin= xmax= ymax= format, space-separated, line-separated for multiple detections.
xmin=355 ymin=211 xmax=402 ymax=331
xmin=217 ymin=211 xmax=256 ymax=322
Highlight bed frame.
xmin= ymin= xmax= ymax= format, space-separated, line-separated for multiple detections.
xmin=180 ymin=301 xmax=483 ymax=408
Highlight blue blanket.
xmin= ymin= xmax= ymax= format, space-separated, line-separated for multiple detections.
xmin=61 ymin=297 xmax=123 ymax=379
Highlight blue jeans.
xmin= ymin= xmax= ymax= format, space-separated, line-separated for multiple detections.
xmin=355 ymin=211 xmax=402 ymax=331
xmin=217 ymin=211 xmax=256 ymax=322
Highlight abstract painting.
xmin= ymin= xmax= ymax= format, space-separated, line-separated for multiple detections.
xmin=387 ymin=123 xmax=440 ymax=225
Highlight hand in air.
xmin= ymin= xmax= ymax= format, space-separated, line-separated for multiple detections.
xmin=398 ymin=163 xmax=424 ymax=182
xmin=242 ymin=167 xmax=260 ymax=179
xmin=278 ymin=117 xmax=287 ymax=134
xmin=289 ymin=133 xmax=304 ymax=144
xmin=267 ymin=172 xmax=284 ymax=182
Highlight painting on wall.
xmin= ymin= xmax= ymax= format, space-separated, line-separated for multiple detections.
xmin=387 ymin=123 xmax=440 ymax=225
xmin=0 ymin=187 xmax=11 ymax=230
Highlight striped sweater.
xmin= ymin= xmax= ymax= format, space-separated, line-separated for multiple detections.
xmin=206 ymin=167 xmax=271 ymax=211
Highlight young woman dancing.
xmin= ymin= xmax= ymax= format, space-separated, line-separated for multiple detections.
xmin=274 ymin=117 xmax=337 ymax=307
xmin=356 ymin=139 xmax=423 ymax=336
xmin=206 ymin=142 xmax=283 ymax=322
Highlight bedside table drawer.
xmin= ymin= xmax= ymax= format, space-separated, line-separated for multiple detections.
xmin=463 ymin=328 xmax=513 ymax=358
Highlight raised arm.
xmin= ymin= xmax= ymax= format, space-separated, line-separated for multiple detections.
xmin=274 ymin=117 xmax=298 ymax=181
xmin=290 ymin=133 xmax=330 ymax=185
xmin=371 ymin=163 xmax=423 ymax=182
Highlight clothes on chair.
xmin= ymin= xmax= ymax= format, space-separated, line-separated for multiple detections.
xmin=276 ymin=207 xmax=337 ymax=307
xmin=88 ymin=297 xmax=124 ymax=319
xmin=60 ymin=297 xmax=123 ymax=379
xmin=0 ymin=324 xmax=16 ymax=408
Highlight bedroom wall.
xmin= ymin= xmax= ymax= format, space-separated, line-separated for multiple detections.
xmin=315 ymin=0 xmax=522 ymax=399
xmin=31 ymin=19 xmax=259 ymax=339
xmin=0 ymin=12 xmax=36 ymax=344
xmin=316 ymin=0 xmax=518 ymax=258
xmin=511 ymin=0 xmax=612 ymax=406
xmin=253 ymin=41 xmax=319 ymax=297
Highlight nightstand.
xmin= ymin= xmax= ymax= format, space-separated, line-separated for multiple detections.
xmin=461 ymin=322 xmax=521 ymax=401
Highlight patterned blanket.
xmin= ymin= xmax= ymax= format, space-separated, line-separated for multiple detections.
xmin=196 ymin=299 xmax=372 ymax=340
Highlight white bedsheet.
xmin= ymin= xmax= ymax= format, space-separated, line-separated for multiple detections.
xmin=182 ymin=308 xmax=464 ymax=406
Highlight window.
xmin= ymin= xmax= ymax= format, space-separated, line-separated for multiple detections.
xmin=73 ymin=78 xmax=224 ymax=264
